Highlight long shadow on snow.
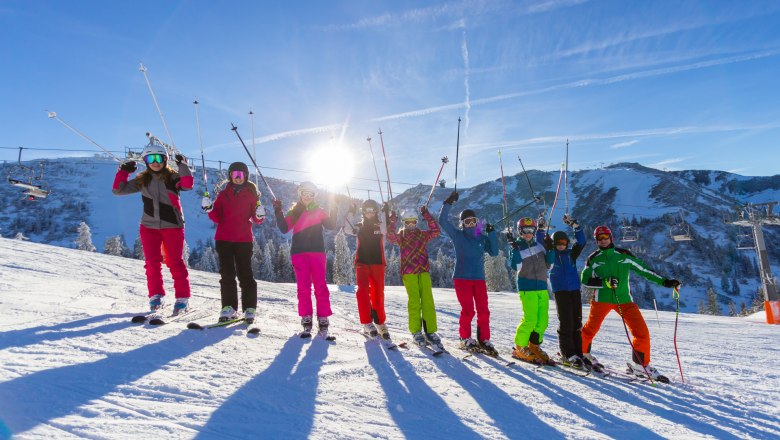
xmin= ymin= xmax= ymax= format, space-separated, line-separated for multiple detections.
xmin=366 ymin=344 xmax=482 ymax=439
xmin=0 ymin=312 xmax=137 ymax=351
xmin=435 ymin=355 xmax=565 ymax=439
xmin=481 ymin=357 xmax=666 ymax=439
xmin=0 ymin=327 xmax=233 ymax=435
xmin=584 ymin=375 xmax=775 ymax=439
xmin=196 ymin=337 xmax=328 ymax=439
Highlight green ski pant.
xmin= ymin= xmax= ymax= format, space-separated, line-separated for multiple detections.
xmin=402 ymin=272 xmax=437 ymax=334
xmin=514 ymin=289 xmax=550 ymax=347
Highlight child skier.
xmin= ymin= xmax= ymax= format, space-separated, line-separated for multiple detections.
xmin=580 ymin=225 xmax=681 ymax=381
xmin=507 ymin=217 xmax=554 ymax=364
xmin=548 ymin=215 xmax=588 ymax=368
xmin=439 ymin=191 xmax=499 ymax=355
xmin=204 ymin=162 xmax=266 ymax=323
xmin=112 ymin=144 xmax=193 ymax=314
xmin=272 ymin=181 xmax=338 ymax=337
xmin=386 ymin=204 xmax=441 ymax=347
xmin=344 ymin=199 xmax=389 ymax=339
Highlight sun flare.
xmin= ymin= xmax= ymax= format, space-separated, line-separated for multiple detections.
xmin=308 ymin=146 xmax=355 ymax=188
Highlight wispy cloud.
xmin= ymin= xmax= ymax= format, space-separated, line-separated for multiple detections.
xmin=373 ymin=48 xmax=780 ymax=122
xmin=611 ymin=140 xmax=639 ymax=149
xmin=204 ymin=122 xmax=346 ymax=152
xmin=648 ymin=157 xmax=694 ymax=169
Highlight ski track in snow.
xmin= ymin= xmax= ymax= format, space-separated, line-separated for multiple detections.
xmin=0 ymin=238 xmax=778 ymax=439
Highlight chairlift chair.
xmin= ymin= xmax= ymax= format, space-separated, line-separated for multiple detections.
xmin=736 ymin=229 xmax=755 ymax=250
xmin=670 ymin=223 xmax=693 ymax=241
xmin=7 ymin=163 xmax=50 ymax=199
xmin=620 ymin=225 xmax=639 ymax=242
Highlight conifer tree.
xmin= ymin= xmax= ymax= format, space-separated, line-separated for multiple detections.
xmin=333 ymin=230 xmax=354 ymax=285
xmin=75 ymin=221 xmax=96 ymax=252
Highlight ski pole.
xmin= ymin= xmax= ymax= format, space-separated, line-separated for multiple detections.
xmin=249 ymin=108 xmax=259 ymax=188
xmin=546 ymin=162 xmax=565 ymax=234
xmin=366 ymin=136 xmax=385 ymax=204
xmin=611 ymin=284 xmax=656 ymax=385
xmin=518 ymin=156 xmax=540 ymax=205
xmin=377 ymin=128 xmax=393 ymax=201
xmin=425 ymin=156 xmax=449 ymax=206
xmin=46 ymin=111 xmax=122 ymax=162
xmin=230 ymin=124 xmax=277 ymax=201
xmin=564 ymin=139 xmax=570 ymax=216
xmin=672 ymin=286 xmax=685 ymax=384
xmin=653 ymin=299 xmax=661 ymax=329
xmin=193 ymin=98 xmax=210 ymax=198
xmin=499 ymin=149 xmax=508 ymax=232
xmin=139 ymin=63 xmax=176 ymax=149
xmin=454 ymin=117 xmax=461 ymax=191
xmin=493 ymin=198 xmax=540 ymax=227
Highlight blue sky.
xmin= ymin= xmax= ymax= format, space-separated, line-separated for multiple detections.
xmin=2 ymin=0 xmax=779 ymax=196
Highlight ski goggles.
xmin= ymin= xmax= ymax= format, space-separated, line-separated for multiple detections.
xmin=519 ymin=227 xmax=536 ymax=235
xmin=299 ymin=190 xmax=316 ymax=198
xmin=230 ymin=171 xmax=246 ymax=180
xmin=404 ymin=219 xmax=418 ymax=226
xmin=362 ymin=208 xmax=376 ymax=214
xmin=144 ymin=154 xmax=165 ymax=164
xmin=462 ymin=217 xmax=478 ymax=226
xmin=555 ymin=240 xmax=569 ymax=246
xmin=596 ymin=234 xmax=611 ymax=241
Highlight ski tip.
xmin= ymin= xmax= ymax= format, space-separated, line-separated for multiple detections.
xmin=148 ymin=318 xmax=165 ymax=326
xmin=247 ymin=327 xmax=261 ymax=335
xmin=300 ymin=332 xmax=312 ymax=339
xmin=130 ymin=315 xmax=148 ymax=324
xmin=186 ymin=322 xmax=205 ymax=330
xmin=325 ymin=335 xmax=337 ymax=341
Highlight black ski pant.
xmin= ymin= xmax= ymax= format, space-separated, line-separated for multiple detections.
xmin=216 ymin=241 xmax=257 ymax=311
xmin=554 ymin=290 xmax=583 ymax=359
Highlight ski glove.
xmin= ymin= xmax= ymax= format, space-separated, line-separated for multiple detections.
xmin=563 ymin=215 xmax=580 ymax=230
xmin=662 ymin=279 xmax=681 ymax=288
xmin=201 ymin=196 xmax=213 ymax=213
xmin=608 ymin=277 xmax=619 ymax=289
xmin=485 ymin=223 xmax=495 ymax=233
xmin=543 ymin=235 xmax=553 ymax=250
xmin=272 ymin=199 xmax=283 ymax=212
xmin=175 ymin=154 xmax=186 ymax=165
xmin=381 ymin=202 xmax=391 ymax=214
xmin=255 ymin=204 xmax=266 ymax=219
xmin=443 ymin=191 xmax=459 ymax=205
xmin=120 ymin=161 xmax=137 ymax=173
xmin=420 ymin=205 xmax=429 ymax=216
xmin=537 ymin=216 xmax=546 ymax=229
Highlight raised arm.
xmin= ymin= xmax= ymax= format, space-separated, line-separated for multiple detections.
xmin=112 ymin=161 xmax=141 ymax=196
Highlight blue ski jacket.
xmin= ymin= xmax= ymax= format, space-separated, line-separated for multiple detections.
xmin=509 ymin=229 xmax=553 ymax=291
xmin=439 ymin=203 xmax=499 ymax=280
xmin=549 ymin=226 xmax=586 ymax=292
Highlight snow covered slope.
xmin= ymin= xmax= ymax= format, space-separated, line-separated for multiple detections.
xmin=1 ymin=239 xmax=778 ymax=439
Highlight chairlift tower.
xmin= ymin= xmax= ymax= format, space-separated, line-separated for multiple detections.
xmin=727 ymin=202 xmax=780 ymax=324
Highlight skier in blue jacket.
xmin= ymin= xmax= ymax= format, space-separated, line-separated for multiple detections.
xmin=439 ymin=191 xmax=499 ymax=355
xmin=548 ymin=215 xmax=588 ymax=368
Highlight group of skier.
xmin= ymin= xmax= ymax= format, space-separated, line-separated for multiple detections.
xmin=113 ymin=146 xmax=681 ymax=381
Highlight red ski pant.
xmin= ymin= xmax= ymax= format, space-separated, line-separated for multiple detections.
xmin=582 ymin=301 xmax=652 ymax=366
xmin=139 ymin=225 xmax=190 ymax=298
xmin=291 ymin=252 xmax=332 ymax=318
xmin=453 ymin=279 xmax=490 ymax=341
xmin=355 ymin=263 xmax=386 ymax=325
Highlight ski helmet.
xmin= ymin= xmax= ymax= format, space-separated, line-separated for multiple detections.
xmin=228 ymin=162 xmax=249 ymax=176
xmin=594 ymin=225 xmax=613 ymax=241
xmin=401 ymin=210 xmax=419 ymax=222
xmin=297 ymin=181 xmax=318 ymax=198
xmin=517 ymin=217 xmax=537 ymax=233
xmin=459 ymin=209 xmax=477 ymax=221
xmin=552 ymin=230 xmax=570 ymax=246
xmin=361 ymin=199 xmax=379 ymax=213
xmin=141 ymin=142 xmax=168 ymax=163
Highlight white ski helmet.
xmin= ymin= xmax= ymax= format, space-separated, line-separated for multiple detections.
xmin=297 ymin=181 xmax=318 ymax=198
xmin=141 ymin=142 xmax=168 ymax=162
xmin=401 ymin=210 xmax=419 ymax=222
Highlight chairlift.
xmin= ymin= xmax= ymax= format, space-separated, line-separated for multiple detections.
xmin=620 ymin=216 xmax=639 ymax=242
xmin=6 ymin=151 xmax=50 ymax=200
xmin=736 ymin=228 xmax=755 ymax=250
xmin=670 ymin=210 xmax=693 ymax=241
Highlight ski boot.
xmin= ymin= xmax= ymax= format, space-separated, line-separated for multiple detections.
xmin=511 ymin=345 xmax=539 ymax=364
xmin=243 ymin=308 xmax=257 ymax=324
xmin=559 ymin=353 xmax=585 ymax=370
xmin=317 ymin=316 xmax=330 ymax=337
xmin=479 ymin=340 xmax=499 ymax=357
xmin=218 ymin=306 xmax=238 ymax=322
xmin=171 ymin=298 xmax=189 ymax=316
xmin=426 ymin=332 xmax=444 ymax=352
xmin=376 ymin=323 xmax=390 ymax=340
xmin=459 ymin=338 xmax=479 ymax=352
xmin=627 ymin=361 xmax=670 ymax=383
xmin=529 ymin=343 xmax=553 ymax=365
xmin=149 ymin=294 xmax=164 ymax=312
xmin=300 ymin=315 xmax=313 ymax=338
xmin=363 ymin=323 xmax=378 ymax=337
xmin=412 ymin=331 xmax=427 ymax=347
xmin=582 ymin=353 xmax=604 ymax=372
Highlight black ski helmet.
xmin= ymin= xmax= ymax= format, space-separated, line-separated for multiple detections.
xmin=459 ymin=209 xmax=476 ymax=221
xmin=362 ymin=199 xmax=379 ymax=212
xmin=552 ymin=230 xmax=570 ymax=246
xmin=228 ymin=162 xmax=249 ymax=176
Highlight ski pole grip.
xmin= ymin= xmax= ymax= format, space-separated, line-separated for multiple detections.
xmin=672 ymin=286 xmax=680 ymax=299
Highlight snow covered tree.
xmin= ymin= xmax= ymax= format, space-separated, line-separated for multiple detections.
xmin=705 ymin=287 xmax=721 ymax=315
xmin=75 ymin=221 xmax=96 ymax=252
xmin=13 ymin=232 xmax=29 ymax=241
xmin=275 ymin=241 xmax=295 ymax=282
xmin=182 ymin=240 xmax=191 ymax=268
xmin=333 ymin=230 xmax=354 ymax=285
xmin=385 ymin=248 xmax=401 ymax=286
xmin=430 ymin=249 xmax=454 ymax=288
xmin=257 ymin=241 xmax=276 ymax=282
xmin=133 ymin=236 xmax=145 ymax=260
xmin=194 ymin=245 xmax=219 ymax=273
xmin=484 ymin=251 xmax=512 ymax=292
xmin=103 ymin=235 xmax=128 ymax=257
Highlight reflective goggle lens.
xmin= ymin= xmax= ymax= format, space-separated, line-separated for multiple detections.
xmin=597 ymin=234 xmax=611 ymax=241
xmin=555 ymin=241 xmax=568 ymax=246
xmin=230 ymin=171 xmax=245 ymax=180
xmin=404 ymin=220 xmax=418 ymax=226
xmin=520 ymin=227 xmax=535 ymax=234
xmin=363 ymin=208 xmax=376 ymax=214
xmin=145 ymin=154 xmax=164 ymax=164
xmin=300 ymin=191 xmax=315 ymax=198
xmin=463 ymin=217 xmax=477 ymax=225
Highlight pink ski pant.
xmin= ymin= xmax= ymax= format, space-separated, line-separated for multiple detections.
xmin=291 ymin=252 xmax=332 ymax=318
xmin=139 ymin=225 xmax=191 ymax=298
xmin=453 ymin=278 xmax=491 ymax=341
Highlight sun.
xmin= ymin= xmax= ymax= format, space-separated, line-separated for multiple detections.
xmin=308 ymin=145 xmax=355 ymax=189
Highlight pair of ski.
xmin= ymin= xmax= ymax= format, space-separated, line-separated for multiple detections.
xmin=187 ymin=317 xmax=261 ymax=335
xmin=299 ymin=328 xmax=336 ymax=341
xmin=130 ymin=307 xmax=198 ymax=326
xmin=350 ymin=328 xmax=406 ymax=350
xmin=460 ymin=346 xmax=516 ymax=367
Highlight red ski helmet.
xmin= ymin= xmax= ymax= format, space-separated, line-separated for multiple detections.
xmin=517 ymin=217 xmax=537 ymax=233
xmin=594 ymin=225 xmax=613 ymax=241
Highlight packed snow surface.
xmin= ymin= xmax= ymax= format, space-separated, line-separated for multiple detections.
xmin=0 ymin=238 xmax=778 ymax=439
